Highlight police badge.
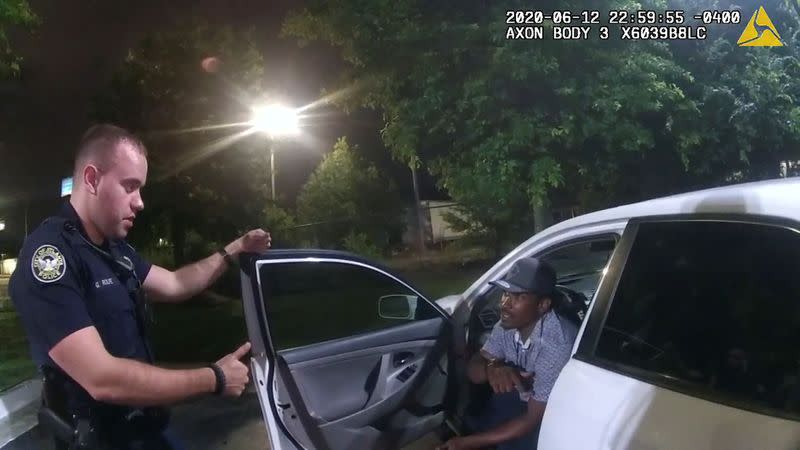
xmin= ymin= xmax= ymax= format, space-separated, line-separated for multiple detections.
xmin=31 ymin=245 xmax=66 ymax=283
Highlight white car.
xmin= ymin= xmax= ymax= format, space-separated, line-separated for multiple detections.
xmin=238 ymin=177 xmax=800 ymax=450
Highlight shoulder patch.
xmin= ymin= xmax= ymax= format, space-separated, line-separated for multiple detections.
xmin=31 ymin=244 xmax=67 ymax=283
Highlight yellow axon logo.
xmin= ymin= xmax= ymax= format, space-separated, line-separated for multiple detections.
xmin=737 ymin=6 xmax=783 ymax=47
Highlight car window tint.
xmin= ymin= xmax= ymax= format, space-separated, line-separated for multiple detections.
xmin=260 ymin=261 xmax=439 ymax=350
xmin=595 ymin=221 xmax=800 ymax=417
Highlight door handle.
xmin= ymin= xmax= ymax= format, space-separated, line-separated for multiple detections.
xmin=393 ymin=351 xmax=415 ymax=368
xmin=364 ymin=359 xmax=381 ymax=395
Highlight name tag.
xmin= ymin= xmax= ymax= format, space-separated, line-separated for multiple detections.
xmin=95 ymin=278 xmax=115 ymax=288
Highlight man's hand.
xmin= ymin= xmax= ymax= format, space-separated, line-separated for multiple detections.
xmin=236 ymin=229 xmax=271 ymax=254
xmin=487 ymin=363 xmax=533 ymax=394
xmin=215 ymin=342 xmax=252 ymax=397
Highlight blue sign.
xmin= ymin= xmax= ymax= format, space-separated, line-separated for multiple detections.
xmin=60 ymin=177 xmax=73 ymax=197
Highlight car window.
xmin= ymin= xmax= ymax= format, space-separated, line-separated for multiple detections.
xmin=540 ymin=238 xmax=616 ymax=303
xmin=594 ymin=220 xmax=800 ymax=418
xmin=259 ymin=261 xmax=440 ymax=350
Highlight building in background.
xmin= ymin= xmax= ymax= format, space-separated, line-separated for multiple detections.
xmin=403 ymin=200 xmax=469 ymax=247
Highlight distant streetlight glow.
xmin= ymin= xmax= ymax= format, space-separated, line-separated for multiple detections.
xmin=0 ymin=220 xmax=5 ymax=232
xmin=250 ymin=103 xmax=301 ymax=201
xmin=250 ymin=104 xmax=300 ymax=137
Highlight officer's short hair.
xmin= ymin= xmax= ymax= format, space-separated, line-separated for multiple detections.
xmin=74 ymin=124 xmax=147 ymax=173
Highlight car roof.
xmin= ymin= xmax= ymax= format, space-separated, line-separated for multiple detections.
xmin=543 ymin=177 xmax=800 ymax=238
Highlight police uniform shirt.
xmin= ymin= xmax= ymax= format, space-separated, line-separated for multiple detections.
xmin=9 ymin=202 xmax=153 ymax=368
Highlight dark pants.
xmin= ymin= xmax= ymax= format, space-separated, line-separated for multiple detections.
xmin=104 ymin=427 xmax=185 ymax=450
xmin=464 ymin=391 xmax=539 ymax=450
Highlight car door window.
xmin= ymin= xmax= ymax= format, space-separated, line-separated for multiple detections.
xmin=260 ymin=260 xmax=440 ymax=350
xmin=594 ymin=220 xmax=800 ymax=419
xmin=539 ymin=237 xmax=617 ymax=303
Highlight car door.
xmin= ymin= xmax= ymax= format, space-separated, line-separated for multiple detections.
xmin=239 ymin=249 xmax=456 ymax=450
xmin=541 ymin=215 xmax=800 ymax=449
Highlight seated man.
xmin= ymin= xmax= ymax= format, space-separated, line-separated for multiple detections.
xmin=439 ymin=257 xmax=578 ymax=450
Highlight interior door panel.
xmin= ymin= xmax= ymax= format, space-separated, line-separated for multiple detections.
xmin=281 ymin=318 xmax=445 ymax=365
xmin=277 ymin=319 xmax=450 ymax=449
xmin=283 ymin=319 xmax=444 ymax=424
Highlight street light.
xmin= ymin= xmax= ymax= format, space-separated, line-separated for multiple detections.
xmin=250 ymin=104 xmax=300 ymax=201
xmin=0 ymin=219 xmax=4 ymax=275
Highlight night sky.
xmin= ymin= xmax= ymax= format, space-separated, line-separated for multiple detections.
xmin=0 ymin=0 xmax=428 ymax=251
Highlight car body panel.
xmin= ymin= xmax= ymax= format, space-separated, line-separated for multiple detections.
xmin=540 ymin=359 xmax=800 ymax=450
xmin=542 ymin=206 xmax=800 ymax=449
xmin=241 ymin=177 xmax=800 ymax=450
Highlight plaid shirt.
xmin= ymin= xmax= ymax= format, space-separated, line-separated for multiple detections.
xmin=481 ymin=310 xmax=578 ymax=402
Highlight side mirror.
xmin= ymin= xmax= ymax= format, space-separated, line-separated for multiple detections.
xmin=378 ymin=294 xmax=419 ymax=320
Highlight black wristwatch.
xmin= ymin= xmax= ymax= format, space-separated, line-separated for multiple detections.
xmin=208 ymin=364 xmax=226 ymax=396
xmin=217 ymin=248 xmax=236 ymax=266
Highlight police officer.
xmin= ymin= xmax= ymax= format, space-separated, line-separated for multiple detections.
xmin=9 ymin=124 xmax=271 ymax=449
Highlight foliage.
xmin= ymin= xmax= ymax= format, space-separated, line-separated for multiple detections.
xmin=262 ymin=203 xmax=300 ymax=248
xmin=282 ymin=0 xmax=800 ymax=251
xmin=92 ymin=19 xmax=270 ymax=264
xmin=342 ymin=231 xmax=383 ymax=259
xmin=0 ymin=0 xmax=37 ymax=79
xmin=296 ymin=137 xmax=404 ymax=252
xmin=673 ymin=0 xmax=800 ymax=183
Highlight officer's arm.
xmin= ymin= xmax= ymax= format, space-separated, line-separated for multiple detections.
xmin=50 ymin=327 xmax=217 ymax=406
xmin=143 ymin=232 xmax=244 ymax=303
xmin=144 ymin=229 xmax=272 ymax=303
xmin=143 ymin=255 xmax=228 ymax=304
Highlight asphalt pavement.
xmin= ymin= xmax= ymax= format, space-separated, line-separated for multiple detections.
xmin=4 ymin=389 xmax=442 ymax=450
xmin=4 ymin=389 xmax=268 ymax=450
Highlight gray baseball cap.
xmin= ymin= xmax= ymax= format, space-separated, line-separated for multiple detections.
xmin=489 ymin=257 xmax=557 ymax=296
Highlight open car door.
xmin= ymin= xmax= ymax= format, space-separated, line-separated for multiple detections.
xmin=240 ymin=250 xmax=456 ymax=450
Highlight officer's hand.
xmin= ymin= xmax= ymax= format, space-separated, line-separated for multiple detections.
xmin=215 ymin=342 xmax=252 ymax=397
xmin=486 ymin=364 xmax=528 ymax=394
xmin=238 ymin=229 xmax=271 ymax=253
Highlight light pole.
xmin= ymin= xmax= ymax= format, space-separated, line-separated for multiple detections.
xmin=0 ymin=219 xmax=5 ymax=276
xmin=270 ymin=147 xmax=276 ymax=201
xmin=250 ymin=104 xmax=300 ymax=201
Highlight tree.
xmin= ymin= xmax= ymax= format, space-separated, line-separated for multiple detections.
xmin=261 ymin=203 xmax=298 ymax=248
xmin=296 ymin=137 xmax=404 ymax=252
xmin=0 ymin=0 xmax=37 ymax=79
xmin=670 ymin=0 xmax=800 ymax=184
xmin=92 ymin=19 xmax=271 ymax=265
xmin=282 ymin=0 xmax=800 ymax=253
xmin=282 ymin=0 xmax=704 ymax=249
